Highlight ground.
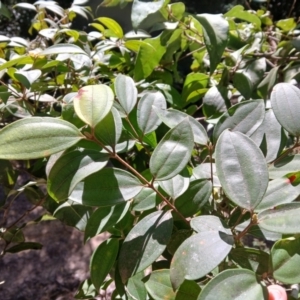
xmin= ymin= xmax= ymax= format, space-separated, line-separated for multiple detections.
xmin=0 ymin=181 xmax=109 ymax=300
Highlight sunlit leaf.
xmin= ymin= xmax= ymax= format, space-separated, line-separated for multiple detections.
xmin=215 ymin=130 xmax=268 ymax=210
xmin=118 ymin=211 xmax=173 ymax=283
xmin=74 ymin=84 xmax=114 ymax=128
xmin=0 ymin=118 xmax=83 ymax=160
xmin=150 ymin=118 xmax=194 ymax=181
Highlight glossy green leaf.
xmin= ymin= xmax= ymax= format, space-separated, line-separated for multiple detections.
xmin=175 ymin=179 xmax=212 ymax=217
xmin=150 ymin=118 xmax=194 ymax=181
xmin=255 ymin=177 xmax=300 ymax=212
xmin=213 ymin=100 xmax=265 ymax=142
xmin=115 ymin=74 xmax=137 ymax=115
xmin=229 ymin=247 xmax=269 ymax=275
xmin=192 ymin=163 xmax=220 ymax=186
xmin=74 ymin=84 xmax=114 ymax=128
xmin=159 ymin=168 xmax=190 ymax=200
xmin=203 ymin=86 xmax=227 ymax=118
xmin=250 ymin=109 xmax=287 ymax=163
xmin=118 ymin=211 xmax=173 ymax=283
xmin=41 ymin=43 xmax=88 ymax=55
xmin=131 ymin=0 xmax=164 ymax=29
xmin=127 ymin=272 xmax=147 ymax=300
xmin=175 ymin=280 xmax=201 ymax=300
xmin=258 ymin=203 xmax=300 ymax=234
xmin=0 ymin=117 xmax=83 ymax=160
xmin=257 ymin=66 xmax=279 ymax=99
xmin=134 ymin=39 xmax=165 ymax=81
xmin=154 ymin=108 xmax=208 ymax=145
xmin=84 ymin=202 xmax=129 ymax=242
xmin=271 ymin=83 xmax=300 ymax=137
xmin=191 ymin=215 xmax=232 ymax=234
xmin=233 ymin=58 xmax=266 ymax=99
xmin=14 ymin=70 xmax=41 ymax=89
xmin=170 ymin=230 xmax=234 ymax=289
xmin=53 ymin=200 xmax=93 ymax=231
xmin=182 ymin=73 xmax=209 ymax=104
xmin=145 ymin=269 xmax=176 ymax=300
xmin=94 ymin=107 xmax=122 ymax=147
xmin=47 ymin=149 xmax=109 ymax=202
xmin=225 ymin=5 xmax=261 ymax=29
xmin=6 ymin=242 xmax=43 ymax=253
xmin=215 ymin=130 xmax=268 ymax=210
xmin=132 ymin=187 xmax=159 ymax=211
xmin=96 ymin=17 xmax=123 ymax=38
xmin=197 ymin=269 xmax=267 ymax=300
xmin=137 ymin=91 xmax=167 ymax=135
xmin=167 ymin=229 xmax=193 ymax=256
xmin=69 ymin=168 xmax=143 ymax=206
xmin=90 ymin=238 xmax=119 ymax=290
xmin=271 ymin=237 xmax=300 ymax=284
xmin=196 ymin=14 xmax=229 ymax=74
xmin=269 ymin=155 xmax=300 ymax=179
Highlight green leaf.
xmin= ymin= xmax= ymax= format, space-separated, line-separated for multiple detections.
xmin=182 ymin=73 xmax=209 ymax=104
xmin=270 ymin=82 xmax=300 ymax=137
xmin=257 ymin=66 xmax=279 ymax=99
xmin=84 ymin=202 xmax=129 ymax=242
xmin=192 ymin=163 xmax=220 ymax=186
xmin=170 ymin=229 xmax=234 ymax=289
xmin=276 ymin=18 xmax=296 ymax=32
xmin=132 ymin=187 xmax=159 ymax=211
xmin=75 ymin=279 xmax=97 ymax=299
xmin=127 ymin=272 xmax=147 ymax=300
xmin=203 ymin=86 xmax=227 ymax=118
xmin=271 ymin=237 xmax=300 ymax=284
xmin=94 ymin=107 xmax=122 ymax=148
xmin=134 ymin=38 xmax=166 ymax=81
xmin=96 ymin=17 xmax=123 ymax=38
xmin=233 ymin=58 xmax=266 ymax=99
xmin=47 ymin=149 xmax=109 ymax=202
xmin=229 ymin=247 xmax=269 ymax=275
xmin=196 ymin=14 xmax=229 ymax=74
xmin=159 ymin=168 xmax=190 ymax=200
xmin=74 ymin=84 xmax=114 ymax=128
xmin=197 ymin=269 xmax=267 ymax=300
xmin=258 ymin=203 xmax=300 ymax=234
xmin=118 ymin=211 xmax=173 ymax=283
xmin=175 ymin=179 xmax=212 ymax=217
xmin=115 ymin=74 xmax=137 ymax=115
xmin=131 ymin=0 xmax=164 ymax=29
xmin=145 ymin=269 xmax=176 ymax=300
xmin=90 ymin=238 xmax=119 ymax=290
xmin=215 ymin=130 xmax=268 ymax=210
xmin=269 ymin=155 xmax=300 ymax=179
xmin=14 ymin=70 xmax=41 ymax=89
xmin=0 ymin=117 xmax=83 ymax=160
xmin=213 ymin=100 xmax=265 ymax=142
xmin=69 ymin=168 xmax=143 ymax=206
xmin=255 ymin=177 xmax=300 ymax=212
xmin=53 ymin=200 xmax=93 ymax=231
xmin=250 ymin=109 xmax=287 ymax=163
xmin=175 ymin=280 xmax=201 ymax=300
xmin=154 ymin=108 xmax=208 ymax=145
xmin=225 ymin=5 xmax=261 ymax=29
xmin=137 ymin=91 xmax=167 ymax=135
xmin=6 ymin=242 xmax=43 ymax=253
xmin=150 ymin=118 xmax=194 ymax=181
xmin=41 ymin=44 xmax=88 ymax=55
xmin=191 ymin=215 xmax=232 ymax=234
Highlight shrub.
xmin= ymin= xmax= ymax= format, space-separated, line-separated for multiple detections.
xmin=1 ymin=0 xmax=300 ymax=299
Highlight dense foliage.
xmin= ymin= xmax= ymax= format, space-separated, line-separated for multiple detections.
xmin=1 ymin=0 xmax=300 ymax=299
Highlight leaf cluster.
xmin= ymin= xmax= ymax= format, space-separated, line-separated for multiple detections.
xmin=1 ymin=1 xmax=300 ymax=299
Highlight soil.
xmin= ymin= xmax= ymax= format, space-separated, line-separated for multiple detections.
xmin=0 ymin=182 xmax=109 ymax=300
